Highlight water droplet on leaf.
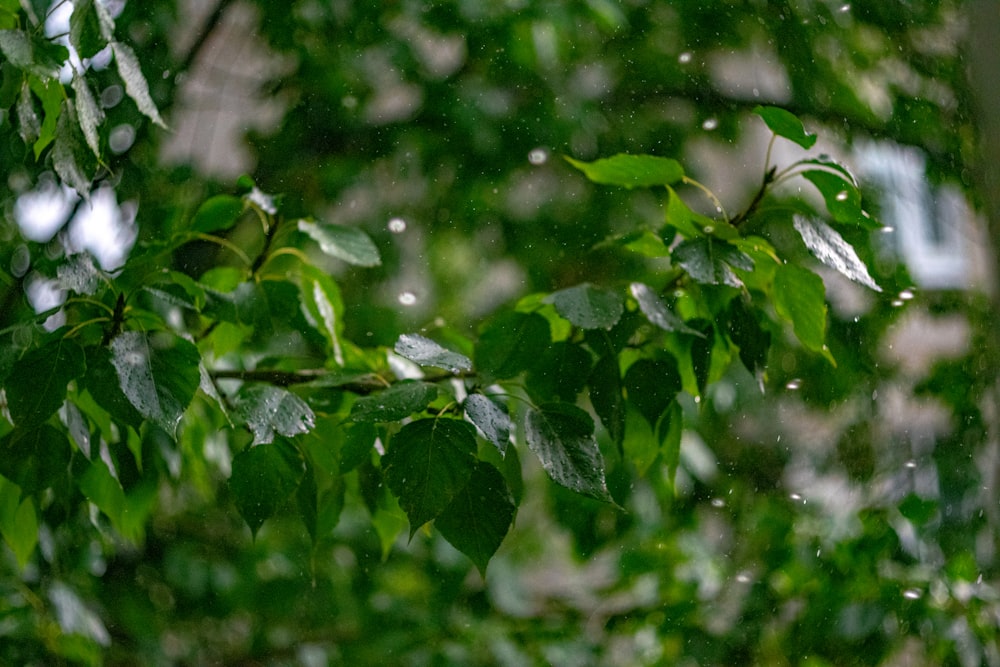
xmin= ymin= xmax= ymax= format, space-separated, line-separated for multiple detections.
xmin=528 ymin=148 xmax=549 ymax=165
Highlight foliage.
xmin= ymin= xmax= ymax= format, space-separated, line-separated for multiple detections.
xmin=1 ymin=1 xmax=996 ymax=665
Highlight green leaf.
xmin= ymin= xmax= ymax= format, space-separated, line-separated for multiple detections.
xmin=801 ymin=169 xmax=877 ymax=229
xmin=27 ymin=75 xmax=61 ymax=158
xmin=566 ymin=153 xmax=684 ymax=188
xmin=340 ymin=423 xmax=377 ymax=472
xmin=296 ymin=463 xmax=345 ymax=545
xmin=0 ymin=29 xmax=68 ymax=78
xmin=0 ymin=478 xmax=38 ymax=568
xmin=526 ymin=341 xmax=592 ymax=403
xmin=0 ymin=424 xmax=72 ymax=494
xmin=229 ymin=439 xmax=304 ymax=537
xmin=435 ymin=461 xmax=516 ymax=575
xmin=82 ymin=345 xmax=144 ymax=432
xmin=298 ymin=219 xmax=381 ymax=267
xmin=69 ymin=0 xmax=106 ymax=59
xmin=475 ymin=311 xmax=550 ymax=381
xmin=773 ymin=263 xmax=830 ymax=359
xmin=689 ymin=320 xmax=715 ymax=397
xmin=589 ymin=354 xmax=625 ymax=447
xmin=624 ymin=357 xmax=681 ymax=427
xmin=76 ymin=458 xmax=125 ymax=534
xmin=111 ymin=40 xmax=166 ymax=128
xmin=109 ymin=331 xmax=201 ymax=436
xmin=5 ymin=336 xmax=85 ymax=426
xmin=660 ymin=401 xmax=683 ymax=493
xmin=663 ymin=186 xmax=705 ymax=239
xmin=203 ymin=281 xmax=271 ymax=332
xmin=629 ymin=282 xmax=702 ymax=336
xmin=349 ymin=380 xmax=438 ymax=423
xmin=898 ymin=493 xmax=938 ymax=526
xmin=394 ymin=333 xmax=472 ymax=373
xmin=544 ymin=283 xmax=623 ymax=330
xmin=71 ymin=71 xmax=103 ymax=158
xmin=234 ymin=385 xmax=316 ymax=446
xmin=726 ymin=296 xmax=771 ymax=386
xmin=191 ymin=195 xmax=245 ymax=233
xmin=16 ymin=80 xmax=40 ymax=144
xmin=793 ymin=215 xmax=881 ymax=291
xmin=524 ymin=403 xmax=614 ymax=503
xmin=753 ymin=105 xmax=817 ymax=149
xmin=673 ymin=238 xmax=754 ymax=288
xmin=52 ymin=99 xmax=92 ymax=199
xmin=464 ymin=393 xmax=511 ymax=455
xmin=383 ymin=418 xmax=478 ymax=534
xmin=297 ymin=265 xmax=344 ymax=363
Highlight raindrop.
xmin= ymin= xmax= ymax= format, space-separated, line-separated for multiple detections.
xmin=711 ymin=498 xmax=725 ymax=508
xmin=678 ymin=51 xmax=692 ymax=64
xmin=785 ymin=378 xmax=802 ymax=390
xmin=703 ymin=225 xmax=714 ymax=234
xmin=898 ymin=288 xmax=915 ymax=301
xmin=902 ymin=588 xmax=922 ymax=600
xmin=387 ymin=217 xmax=408 ymax=233
xmin=891 ymin=299 xmax=905 ymax=307
xmin=839 ymin=3 xmax=851 ymax=12
xmin=109 ymin=124 xmax=136 ymax=154
xmin=880 ymin=226 xmax=895 ymax=233
xmin=789 ymin=492 xmax=803 ymax=502
xmin=397 ymin=291 xmax=418 ymax=306
xmin=904 ymin=460 xmax=917 ymax=469
xmin=835 ymin=191 xmax=849 ymax=201
xmin=736 ymin=572 xmax=751 ymax=583
xmin=528 ymin=148 xmax=549 ymax=165
xmin=701 ymin=118 xmax=718 ymax=131
xmin=11 ymin=244 xmax=30 ymax=278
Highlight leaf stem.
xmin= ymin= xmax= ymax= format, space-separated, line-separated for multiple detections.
xmin=682 ymin=176 xmax=728 ymax=220
xmin=191 ymin=232 xmax=253 ymax=267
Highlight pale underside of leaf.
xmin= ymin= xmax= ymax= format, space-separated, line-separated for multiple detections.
xmin=395 ymin=333 xmax=472 ymax=373
xmin=72 ymin=70 xmax=105 ymax=158
xmin=793 ymin=215 xmax=881 ymax=291
xmin=112 ymin=41 xmax=167 ymax=129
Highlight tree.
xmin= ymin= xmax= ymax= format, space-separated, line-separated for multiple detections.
xmin=1 ymin=1 xmax=997 ymax=664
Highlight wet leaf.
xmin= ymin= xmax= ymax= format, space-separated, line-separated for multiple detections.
xmin=526 ymin=341 xmax=592 ymax=403
xmin=298 ymin=219 xmax=381 ymax=267
xmin=624 ymin=357 xmax=682 ymax=427
xmin=349 ymin=380 xmax=437 ymax=422
xmin=52 ymin=100 xmax=92 ymax=199
xmin=234 ymin=385 xmax=316 ymax=446
xmin=112 ymin=41 xmax=166 ymax=128
xmin=383 ymin=418 xmax=478 ymax=534
xmin=0 ymin=478 xmax=38 ymax=568
xmin=793 ymin=215 xmax=881 ymax=291
xmin=109 ymin=331 xmax=201 ymax=436
xmin=673 ymin=238 xmax=754 ymax=288
xmin=69 ymin=0 xmax=106 ymax=59
xmin=71 ymin=71 xmax=103 ymax=158
xmin=464 ymin=393 xmax=511 ymax=455
xmin=589 ymin=354 xmax=626 ymax=447
xmin=754 ymin=105 xmax=817 ymax=149
xmin=16 ymin=81 xmax=40 ymax=144
xmin=191 ymin=195 xmax=244 ymax=233
xmin=524 ymin=403 xmax=614 ymax=503
xmin=726 ymin=296 xmax=771 ymax=385
xmin=298 ymin=265 xmax=345 ymax=365
xmin=395 ymin=333 xmax=472 ymax=373
xmin=0 ymin=424 xmax=72 ymax=494
xmin=566 ymin=153 xmax=684 ymax=188
xmin=229 ymin=439 xmax=304 ymax=537
xmin=435 ymin=461 xmax=516 ymax=575
xmin=544 ymin=283 xmax=623 ymax=330
xmin=475 ymin=311 xmax=550 ymax=381
xmin=5 ymin=336 xmax=85 ymax=426
xmin=0 ymin=29 xmax=68 ymax=78
xmin=773 ymin=263 xmax=831 ymax=360
xmin=801 ymin=169 xmax=877 ymax=230
xmin=630 ymin=282 xmax=703 ymax=336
